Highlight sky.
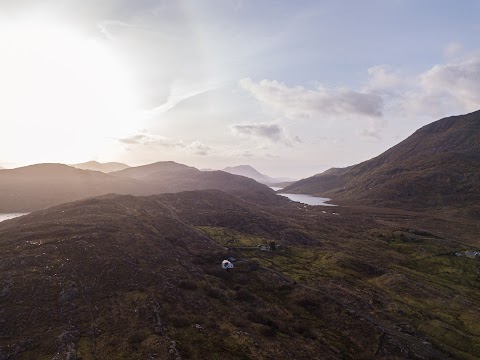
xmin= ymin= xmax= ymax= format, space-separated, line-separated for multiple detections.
xmin=1 ymin=0 xmax=479 ymax=178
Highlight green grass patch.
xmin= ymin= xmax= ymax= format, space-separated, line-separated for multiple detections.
xmin=197 ymin=226 xmax=268 ymax=247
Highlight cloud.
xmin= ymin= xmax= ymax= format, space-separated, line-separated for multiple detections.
xmin=359 ymin=53 xmax=480 ymax=120
xmin=418 ymin=56 xmax=480 ymax=110
xmin=365 ymin=65 xmax=406 ymax=95
xmin=118 ymin=134 xmax=150 ymax=145
xmin=118 ymin=134 xmax=182 ymax=147
xmin=146 ymin=79 xmax=220 ymax=115
xmin=311 ymin=136 xmax=344 ymax=145
xmin=360 ymin=128 xmax=381 ymax=141
xmin=443 ymin=42 xmax=464 ymax=58
xmin=232 ymin=123 xmax=285 ymax=142
xmin=97 ymin=20 xmax=143 ymax=41
xmin=238 ymin=53 xmax=480 ymax=142
xmin=187 ymin=141 xmax=212 ymax=156
xmin=239 ymin=78 xmax=384 ymax=119
xmin=118 ymin=134 xmax=212 ymax=155
xmin=379 ymin=55 xmax=480 ymax=118
xmin=238 ymin=150 xmax=255 ymax=158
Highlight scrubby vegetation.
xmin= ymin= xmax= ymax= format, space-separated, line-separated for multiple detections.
xmin=1 ymin=190 xmax=479 ymax=359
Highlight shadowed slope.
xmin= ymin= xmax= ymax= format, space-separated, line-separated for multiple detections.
xmin=283 ymin=110 xmax=480 ymax=215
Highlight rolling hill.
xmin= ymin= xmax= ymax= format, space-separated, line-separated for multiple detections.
xmin=70 ymin=161 xmax=130 ymax=173
xmin=0 ymin=163 xmax=144 ymax=212
xmin=2 ymin=190 xmax=473 ymax=359
xmin=0 ymin=162 xmax=283 ymax=212
xmin=283 ymin=110 xmax=480 ymax=216
xmin=113 ymin=161 xmax=283 ymax=205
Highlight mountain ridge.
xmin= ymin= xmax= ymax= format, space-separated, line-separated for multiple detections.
xmin=70 ymin=160 xmax=130 ymax=173
xmin=282 ymin=110 xmax=480 ymax=216
xmin=0 ymin=161 xmax=284 ymax=212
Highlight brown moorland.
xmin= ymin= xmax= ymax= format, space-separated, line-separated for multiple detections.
xmin=1 ymin=189 xmax=479 ymax=359
xmin=282 ymin=110 xmax=480 ymax=218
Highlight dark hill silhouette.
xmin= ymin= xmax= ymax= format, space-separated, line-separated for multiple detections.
xmin=283 ymin=110 xmax=480 ymax=215
xmin=70 ymin=160 xmax=130 ymax=172
xmin=0 ymin=162 xmax=283 ymax=212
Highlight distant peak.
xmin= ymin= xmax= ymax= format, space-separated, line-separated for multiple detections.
xmin=223 ymin=164 xmax=256 ymax=171
xmin=70 ymin=161 xmax=130 ymax=173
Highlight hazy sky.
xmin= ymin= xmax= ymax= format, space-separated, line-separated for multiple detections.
xmin=1 ymin=0 xmax=479 ymax=178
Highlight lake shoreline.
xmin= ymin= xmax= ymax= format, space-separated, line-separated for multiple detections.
xmin=0 ymin=213 xmax=29 ymax=223
xmin=271 ymin=187 xmax=337 ymax=206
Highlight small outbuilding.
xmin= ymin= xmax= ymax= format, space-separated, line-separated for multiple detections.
xmin=221 ymin=259 xmax=234 ymax=270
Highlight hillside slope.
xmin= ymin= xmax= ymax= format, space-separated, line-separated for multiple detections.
xmin=1 ymin=191 xmax=468 ymax=359
xmin=113 ymin=161 xmax=283 ymax=205
xmin=0 ymin=164 xmax=144 ymax=212
xmin=0 ymin=162 xmax=283 ymax=212
xmin=0 ymin=193 xmax=354 ymax=359
xmin=283 ymin=110 xmax=480 ymax=215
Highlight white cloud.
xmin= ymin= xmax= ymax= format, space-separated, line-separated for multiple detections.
xmin=146 ymin=79 xmax=220 ymax=115
xmin=365 ymin=65 xmax=406 ymax=95
xmin=239 ymin=53 xmax=480 ymax=138
xmin=443 ymin=42 xmax=464 ymax=58
xmin=232 ymin=124 xmax=285 ymax=142
xmin=392 ymin=55 xmax=480 ymax=118
xmin=187 ymin=141 xmax=212 ymax=156
xmin=118 ymin=134 xmax=212 ymax=155
xmin=239 ymin=78 xmax=384 ymax=119
xmin=419 ymin=57 xmax=480 ymax=110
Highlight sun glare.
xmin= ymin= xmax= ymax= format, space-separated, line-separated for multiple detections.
xmin=0 ymin=15 xmax=139 ymax=165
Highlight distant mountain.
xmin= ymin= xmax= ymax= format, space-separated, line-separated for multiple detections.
xmin=70 ymin=160 xmax=130 ymax=172
xmin=0 ymin=161 xmax=284 ymax=212
xmin=283 ymin=110 xmax=480 ymax=216
xmin=0 ymin=163 xmax=144 ymax=212
xmin=222 ymin=165 xmax=294 ymax=186
xmin=113 ymin=161 xmax=283 ymax=205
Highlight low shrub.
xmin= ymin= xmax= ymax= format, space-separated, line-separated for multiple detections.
xmin=169 ymin=315 xmax=190 ymax=328
xmin=178 ymin=280 xmax=198 ymax=290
